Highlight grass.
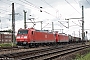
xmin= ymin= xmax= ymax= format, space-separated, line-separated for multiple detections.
xmin=0 ymin=43 xmax=16 ymax=47
xmin=75 ymin=52 xmax=90 ymax=60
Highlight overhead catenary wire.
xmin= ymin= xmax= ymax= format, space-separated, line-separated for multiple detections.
xmin=86 ymin=0 xmax=90 ymax=5
xmin=42 ymin=23 xmax=49 ymax=29
xmin=72 ymin=21 xmax=81 ymax=27
xmin=58 ymin=21 xmax=68 ymax=28
xmin=65 ymin=0 xmax=81 ymax=15
xmin=78 ymin=20 xmax=81 ymax=26
xmin=19 ymin=0 xmax=54 ymax=17
xmin=24 ymin=0 xmax=59 ymax=18
xmin=73 ymin=0 xmax=78 ymax=4
xmin=6 ymin=0 xmax=35 ymax=18
xmin=7 ymin=0 xmax=63 ymax=24
xmin=0 ymin=8 xmax=10 ymax=13
xmin=0 ymin=0 xmax=23 ymax=24
xmin=19 ymin=0 xmax=34 ymax=7
xmin=7 ymin=0 xmax=34 ymax=10
xmin=0 ymin=0 xmax=80 ymax=29
xmin=24 ymin=0 xmax=40 ymax=9
xmin=1 ymin=0 xmax=11 ymax=5
xmin=0 ymin=5 xmax=12 ymax=14
xmin=0 ymin=17 xmax=11 ymax=21
xmin=41 ymin=0 xmax=56 ymax=10
xmin=40 ymin=0 xmax=63 ymax=19
xmin=7 ymin=0 xmax=24 ymax=6
xmin=40 ymin=0 xmax=74 ymax=29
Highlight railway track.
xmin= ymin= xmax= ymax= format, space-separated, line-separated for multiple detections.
xmin=21 ymin=44 xmax=89 ymax=60
xmin=0 ymin=43 xmax=89 ymax=60
xmin=0 ymin=46 xmax=28 ymax=54
xmin=0 ymin=43 xmax=80 ymax=55
xmin=41 ymin=45 xmax=89 ymax=60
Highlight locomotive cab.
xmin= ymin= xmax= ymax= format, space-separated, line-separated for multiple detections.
xmin=16 ymin=29 xmax=33 ymax=46
xmin=16 ymin=29 xmax=29 ymax=46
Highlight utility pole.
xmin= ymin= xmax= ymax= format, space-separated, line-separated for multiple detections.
xmin=65 ymin=19 xmax=69 ymax=28
xmin=61 ymin=29 xmax=63 ymax=33
xmin=41 ymin=21 xmax=43 ymax=30
xmin=52 ymin=22 xmax=54 ymax=32
xmin=82 ymin=6 xmax=84 ymax=41
xmin=79 ymin=30 xmax=80 ymax=37
xmin=12 ymin=3 xmax=15 ymax=44
xmin=23 ymin=10 xmax=27 ymax=29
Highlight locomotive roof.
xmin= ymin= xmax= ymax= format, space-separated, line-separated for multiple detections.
xmin=59 ymin=33 xmax=68 ymax=36
xmin=18 ymin=28 xmax=53 ymax=33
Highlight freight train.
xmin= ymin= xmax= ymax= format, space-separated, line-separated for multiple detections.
xmin=16 ymin=28 xmax=82 ymax=47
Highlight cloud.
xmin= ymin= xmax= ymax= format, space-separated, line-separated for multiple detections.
xmin=15 ymin=5 xmax=32 ymax=21
xmin=0 ymin=0 xmax=90 ymax=39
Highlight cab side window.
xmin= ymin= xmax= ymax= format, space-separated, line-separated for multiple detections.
xmin=32 ymin=31 xmax=34 ymax=35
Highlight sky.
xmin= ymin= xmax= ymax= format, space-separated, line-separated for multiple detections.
xmin=0 ymin=0 xmax=90 ymax=39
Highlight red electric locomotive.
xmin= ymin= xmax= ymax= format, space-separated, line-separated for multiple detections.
xmin=16 ymin=28 xmax=56 ymax=47
xmin=55 ymin=33 xmax=69 ymax=44
xmin=58 ymin=33 xmax=69 ymax=42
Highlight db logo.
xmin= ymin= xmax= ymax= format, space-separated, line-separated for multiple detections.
xmin=45 ymin=35 xmax=47 ymax=38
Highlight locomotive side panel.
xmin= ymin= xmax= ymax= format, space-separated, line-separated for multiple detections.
xmin=58 ymin=34 xmax=69 ymax=42
xmin=30 ymin=31 xmax=55 ymax=43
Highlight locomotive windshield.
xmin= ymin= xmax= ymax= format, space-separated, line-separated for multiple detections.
xmin=18 ymin=30 xmax=28 ymax=34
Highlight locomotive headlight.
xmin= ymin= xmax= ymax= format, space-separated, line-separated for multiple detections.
xmin=16 ymin=36 xmax=20 ymax=39
xmin=24 ymin=36 xmax=27 ymax=38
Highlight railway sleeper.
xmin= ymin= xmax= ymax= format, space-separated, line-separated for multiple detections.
xmin=21 ymin=46 xmax=74 ymax=59
xmin=43 ymin=46 xmax=88 ymax=60
xmin=22 ymin=45 xmax=89 ymax=60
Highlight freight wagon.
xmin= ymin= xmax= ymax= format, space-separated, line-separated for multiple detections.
xmin=0 ymin=34 xmax=12 ymax=43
